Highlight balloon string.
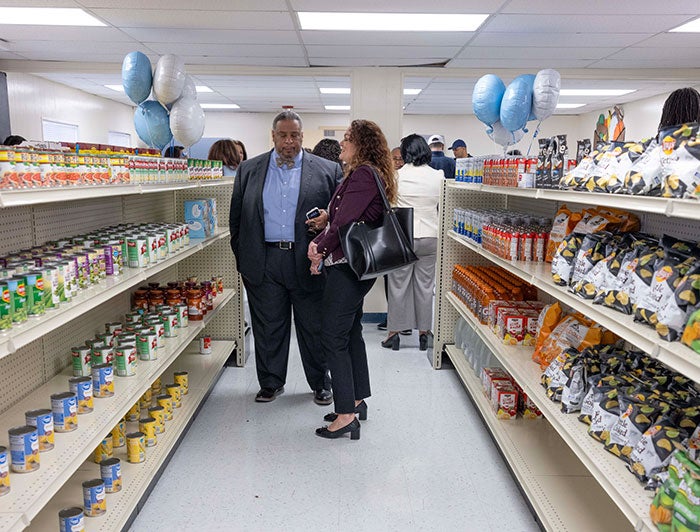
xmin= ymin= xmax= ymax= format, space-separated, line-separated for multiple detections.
xmin=526 ymin=121 xmax=542 ymax=157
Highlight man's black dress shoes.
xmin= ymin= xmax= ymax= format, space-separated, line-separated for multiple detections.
xmin=313 ymin=388 xmax=333 ymax=405
xmin=255 ymin=386 xmax=284 ymax=402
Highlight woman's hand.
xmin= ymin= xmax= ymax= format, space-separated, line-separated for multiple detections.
xmin=305 ymin=209 xmax=329 ymax=234
xmin=308 ymin=241 xmax=324 ymax=275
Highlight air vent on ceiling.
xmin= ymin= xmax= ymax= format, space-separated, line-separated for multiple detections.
xmin=323 ymin=129 xmax=335 ymax=137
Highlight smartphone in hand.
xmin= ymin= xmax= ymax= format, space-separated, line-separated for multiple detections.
xmin=306 ymin=207 xmax=321 ymax=220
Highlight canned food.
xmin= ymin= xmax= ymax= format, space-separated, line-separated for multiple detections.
xmin=69 ymin=376 xmax=94 ymax=414
xmin=93 ymin=436 xmax=113 ymax=463
xmin=139 ymin=417 xmax=157 ymax=447
xmin=97 ymin=332 xmax=113 ymax=348
xmin=126 ymin=402 xmax=140 ymax=422
xmin=165 ymin=383 xmax=182 ymax=409
xmin=136 ymin=329 xmax=157 ymax=361
xmin=126 ymin=432 xmax=145 ymax=463
xmin=124 ymin=311 xmax=141 ymax=324
xmin=156 ymin=394 xmax=173 ymax=421
xmin=100 ymin=457 xmax=122 ymax=493
xmin=25 ymin=409 xmax=54 ymax=451
xmin=9 ymin=425 xmax=40 ymax=472
xmin=151 ymin=376 xmax=162 ymax=394
xmin=146 ymin=319 xmax=165 ymax=348
xmin=200 ymin=336 xmax=212 ymax=355
xmin=91 ymin=363 xmax=114 ymax=398
xmin=139 ymin=388 xmax=152 ymax=409
xmin=146 ymin=234 xmax=158 ymax=264
xmin=112 ymin=419 xmax=126 ymax=448
xmin=0 ymin=446 xmax=9 ymax=495
xmin=7 ymin=276 xmax=27 ymax=323
xmin=24 ymin=271 xmax=45 ymax=315
xmin=0 ymin=281 xmax=11 ymax=331
xmin=162 ymin=311 xmax=178 ymax=337
xmin=106 ymin=321 xmax=122 ymax=335
xmin=103 ymin=243 xmax=114 ymax=276
xmin=51 ymin=392 xmax=78 ymax=432
xmin=70 ymin=345 xmax=91 ymax=377
xmin=126 ymin=236 xmax=148 ymax=268
xmin=82 ymin=479 xmax=106 ymax=517
xmin=116 ymin=333 xmax=136 ymax=347
xmin=148 ymin=406 xmax=165 ymax=434
xmin=58 ymin=507 xmax=84 ymax=532
xmin=174 ymin=371 xmax=189 ymax=395
xmin=115 ymin=344 xmax=137 ymax=377
xmin=175 ymin=303 xmax=188 ymax=328
xmin=94 ymin=345 xmax=113 ymax=365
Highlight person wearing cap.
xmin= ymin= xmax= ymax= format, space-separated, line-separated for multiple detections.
xmin=448 ymin=139 xmax=471 ymax=159
xmin=427 ymin=134 xmax=455 ymax=179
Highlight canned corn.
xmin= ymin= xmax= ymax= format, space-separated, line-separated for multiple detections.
xmin=25 ymin=409 xmax=54 ymax=452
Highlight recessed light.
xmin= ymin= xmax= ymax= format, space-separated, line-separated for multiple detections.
xmin=325 ymin=105 xmax=350 ymax=111
xmin=559 ymin=89 xmax=636 ymax=96
xmin=299 ymin=12 xmax=489 ymax=32
xmin=105 ymin=85 xmax=124 ymax=92
xmin=196 ymin=86 xmax=213 ymax=93
xmin=556 ymin=103 xmax=585 ymax=109
xmin=200 ymin=104 xmax=240 ymax=109
xmin=670 ymin=18 xmax=700 ymax=32
xmin=0 ymin=7 xmax=106 ymax=26
xmin=403 ymin=88 xmax=422 ymax=95
xmin=320 ymin=87 xmax=351 ymax=94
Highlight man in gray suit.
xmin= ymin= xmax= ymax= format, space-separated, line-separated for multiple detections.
xmin=229 ymin=111 xmax=342 ymax=404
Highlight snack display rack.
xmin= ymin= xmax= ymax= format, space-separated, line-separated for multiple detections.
xmin=0 ymin=182 xmax=245 ymax=531
xmin=432 ymin=181 xmax=700 ymax=531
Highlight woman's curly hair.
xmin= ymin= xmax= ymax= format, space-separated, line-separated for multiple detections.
xmin=343 ymin=119 xmax=397 ymax=205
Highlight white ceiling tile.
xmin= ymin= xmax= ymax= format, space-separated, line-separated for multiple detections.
xmin=90 ymin=9 xmax=295 ymax=30
xmin=591 ymin=57 xmax=700 ymax=68
xmin=305 ymin=45 xmax=459 ymax=59
xmin=20 ymin=51 xmax=129 ymax=61
xmin=0 ymin=26 xmax=134 ymax=42
xmin=178 ymin=56 xmax=308 ymax=66
xmin=83 ymin=0 xmax=287 ymax=8
xmin=120 ymin=28 xmax=299 ymax=45
xmin=0 ymin=0 xmax=81 ymax=6
xmin=0 ymin=52 xmax=25 ymax=60
xmin=469 ymin=32 xmax=652 ymax=48
xmin=501 ymin=0 xmax=699 ymax=15
xmin=458 ymin=46 xmax=620 ymax=60
xmin=145 ymin=42 xmax=305 ymax=58
xmin=8 ymin=40 xmax=149 ymax=55
xmin=632 ymin=32 xmax=700 ymax=47
xmin=299 ymin=30 xmax=472 ymax=46
xmin=309 ymin=57 xmax=449 ymax=67
xmin=482 ymin=14 xmax=692 ymax=34
xmin=446 ymin=58 xmax=594 ymax=69
xmin=606 ymin=46 xmax=700 ymax=61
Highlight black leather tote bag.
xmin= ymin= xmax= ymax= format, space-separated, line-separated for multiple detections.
xmin=339 ymin=167 xmax=418 ymax=281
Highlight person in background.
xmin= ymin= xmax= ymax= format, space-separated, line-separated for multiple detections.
xmin=448 ymin=139 xmax=471 ymax=159
xmin=308 ymin=119 xmax=397 ymax=440
xmin=383 ymin=134 xmax=442 ymax=351
xmin=233 ymin=139 xmax=248 ymax=163
xmin=312 ymin=138 xmax=341 ymax=164
xmin=2 ymin=135 xmax=25 ymax=146
xmin=377 ymin=146 xmax=410 ymax=336
xmin=229 ymin=110 xmax=342 ymax=405
xmin=391 ymin=146 xmax=404 ymax=170
xmin=208 ymin=139 xmax=241 ymax=177
xmin=658 ymin=87 xmax=700 ymax=131
xmin=164 ymin=145 xmax=185 ymax=158
xmin=507 ymin=149 xmax=523 ymax=156
xmin=427 ymin=134 xmax=455 ymax=179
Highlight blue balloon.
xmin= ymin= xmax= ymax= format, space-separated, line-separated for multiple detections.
xmin=500 ymin=74 xmax=535 ymax=132
xmin=134 ymin=100 xmax=172 ymax=149
xmin=122 ymin=51 xmax=153 ymax=105
xmin=472 ymin=74 xmax=506 ymax=127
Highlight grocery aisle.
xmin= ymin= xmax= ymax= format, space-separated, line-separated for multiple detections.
xmin=128 ymin=326 xmax=538 ymax=532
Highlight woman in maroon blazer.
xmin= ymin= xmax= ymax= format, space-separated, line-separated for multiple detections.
xmin=308 ymin=119 xmax=397 ymax=440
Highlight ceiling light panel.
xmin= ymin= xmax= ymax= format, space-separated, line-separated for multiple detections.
xmin=325 ymin=105 xmax=350 ymax=110
xmin=319 ymin=88 xmax=351 ymax=94
xmin=200 ymin=103 xmax=240 ymax=109
xmin=298 ymin=12 xmax=488 ymax=31
xmin=669 ymin=18 xmax=700 ymax=32
xmin=556 ymin=103 xmax=585 ymax=109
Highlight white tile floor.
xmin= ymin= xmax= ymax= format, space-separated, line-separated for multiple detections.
xmin=128 ymin=326 xmax=540 ymax=532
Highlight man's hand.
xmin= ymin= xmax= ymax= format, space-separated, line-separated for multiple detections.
xmin=308 ymin=241 xmax=324 ymax=275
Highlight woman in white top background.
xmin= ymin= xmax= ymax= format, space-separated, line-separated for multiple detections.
xmin=382 ymin=134 xmax=444 ymax=351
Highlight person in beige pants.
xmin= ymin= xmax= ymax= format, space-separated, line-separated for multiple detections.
xmin=383 ymin=134 xmax=443 ymax=351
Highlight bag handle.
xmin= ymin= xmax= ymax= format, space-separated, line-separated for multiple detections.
xmin=367 ymin=166 xmax=392 ymax=212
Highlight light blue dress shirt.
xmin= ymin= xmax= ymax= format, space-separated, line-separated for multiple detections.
xmin=263 ymin=150 xmax=302 ymax=242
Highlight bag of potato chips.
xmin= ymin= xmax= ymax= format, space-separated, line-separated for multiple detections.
xmin=546 ymin=205 xmax=582 ymax=262
xmin=606 ymin=396 xmax=662 ymax=462
xmin=569 ymin=232 xmax=612 ymax=290
xmin=623 ymin=140 xmax=663 ymax=196
xmin=650 ymin=450 xmax=697 ymax=531
xmin=533 ymin=314 xmax=603 ymax=370
xmin=671 ymin=454 xmax=700 ymax=530
xmin=658 ymin=123 xmax=700 ymax=198
xmin=635 ymin=253 xmax=696 ymax=327
xmin=682 ymin=308 xmax=700 ymax=353
xmin=629 ymin=425 xmax=687 ymax=483
xmin=552 ymin=233 xmax=584 ymax=286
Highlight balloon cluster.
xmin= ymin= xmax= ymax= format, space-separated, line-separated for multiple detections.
xmin=122 ymin=52 xmax=205 ymax=150
xmin=472 ymin=69 xmax=561 ymax=147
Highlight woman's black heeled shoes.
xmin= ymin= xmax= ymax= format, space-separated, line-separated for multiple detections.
xmin=419 ymin=331 xmax=434 ymax=351
xmin=324 ymin=400 xmax=367 ymax=422
xmin=316 ymin=417 xmax=361 ymax=440
xmin=381 ymin=334 xmax=400 ymax=351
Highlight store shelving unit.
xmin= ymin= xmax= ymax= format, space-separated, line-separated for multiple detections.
xmin=0 ymin=179 xmax=234 ymax=208
xmin=24 ymin=340 xmax=233 ymax=532
xmin=432 ymin=181 xmax=700 ymax=531
xmin=0 ymin=229 xmax=229 ymax=361
xmin=0 ymin=180 xmax=245 ymax=531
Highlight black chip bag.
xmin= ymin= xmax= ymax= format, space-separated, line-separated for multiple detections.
xmin=560 ymin=358 xmax=587 ymax=414
xmin=569 ymin=232 xmax=612 ymax=292
xmin=552 ymin=233 xmax=584 ymax=286
xmin=628 ymin=425 xmax=687 ymax=483
xmin=658 ymin=123 xmax=700 ymax=198
xmin=588 ymin=387 xmax=620 ymax=442
xmin=579 ymin=380 xmax=611 ymax=425
xmin=623 ymin=139 xmax=664 ymax=195
xmin=628 ymin=247 xmax=664 ymax=312
xmin=606 ymin=396 xmax=662 ymax=462
xmin=656 ymin=266 xmax=700 ymax=341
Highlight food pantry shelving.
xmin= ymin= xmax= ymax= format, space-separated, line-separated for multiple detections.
xmin=432 ymin=181 xmax=700 ymax=531
xmin=0 ymin=180 xmax=246 ymax=531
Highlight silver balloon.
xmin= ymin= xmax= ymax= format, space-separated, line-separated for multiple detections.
xmin=170 ymin=97 xmax=205 ymax=147
xmin=180 ymin=75 xmax=197 ymax=101
xmin=532 ymin=69 xmax=561 ymax=121
xmin=487 ymin=120 xmax=525 ymax=147
xmin=153 ymin=54 xmax=186 ymax=107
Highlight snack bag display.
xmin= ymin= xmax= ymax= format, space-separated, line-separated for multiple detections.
xmin=576 ymin=139 xmax=592 ymax=164
xmin=658 ymin=123 xmax=700 ymax=198
xmin=560 ymin=358 xmax=587 ymax=414
xmin=532 ymin=314 xmax=602 ymax=370
xmin=671 ymin=455 xmax=700 ymax=531
xmin=635 ymin=253 xmax=696 ymax=327
xmin=551 ymin=233 xmax=584 ymax=286
xmin=622 ymin=140 xmax=663 ymax=195
xmin=628 ymin=247 xmax=664 ymax=311
xmin=628 ymin=425 xmax=687 ymax=483
xmin=569 ymin=232 xmax=612 ymax=289
xmin=546 ymin=205 xmax=582 ymax=262
xmin=681 ymin=308 xmax=700 ymax=353
xmin=588 ymin=387 xmax=620 ymax=442
xmin=605 ymin=397 xmax=661 ymax=461
xmin=649 ymin=450 xmax=697 ymax=531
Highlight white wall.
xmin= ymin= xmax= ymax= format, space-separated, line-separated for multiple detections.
xmin=6 ymin=72 xmax=136 ymax=145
